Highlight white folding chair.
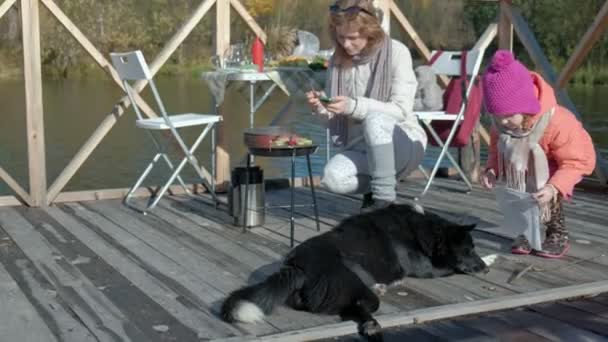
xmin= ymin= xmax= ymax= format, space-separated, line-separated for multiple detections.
xmin=414 ymin=48 xmax=485 ymax=198
xmin=110 ymin=50 xmax=221 ymax=214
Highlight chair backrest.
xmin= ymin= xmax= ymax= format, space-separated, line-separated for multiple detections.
xmin=110 ymin=51 xmax=153 ymax=81
xmin=428 ymin=50 xmax=482 ymax=77
xmin=110 ymin=50 xmax=170 ymax=122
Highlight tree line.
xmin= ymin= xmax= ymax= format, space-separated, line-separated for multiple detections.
xmin=0 ymin=0 xmax=605 ymax=84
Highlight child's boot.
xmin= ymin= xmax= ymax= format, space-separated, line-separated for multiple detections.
xmin=535 ymin=198 xmax=570 ymax=258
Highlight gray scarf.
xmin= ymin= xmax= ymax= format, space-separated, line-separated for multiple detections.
xmin=494 ymin=107 xmax=554 ymax=221
xmin=327 ymin=36 xmax=392 ymax=146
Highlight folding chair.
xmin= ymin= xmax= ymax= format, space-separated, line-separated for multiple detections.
xmin=110 ymin=50 xmax=221 ymax=214
xmin=414 ymin=48 xmax=485 ymax=198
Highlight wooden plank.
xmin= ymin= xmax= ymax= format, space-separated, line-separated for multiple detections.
xmin=379 ymin=0 xmax=390 ymax=33
xmin=389 ymin=1 xmax=449 ymax=87
xmin=452 ymin=314 xmax=552 ymax=341
xmin=0 ymin=0 xmax=16 ymax=20
xmin=418 ymin=321 xmax=495 ymax=341
xmin=73 ymin=200 xmax=295 ymax=335
xmin=504 ymin=4 xmax=608 ymax=184
xmin=216 ymin=0 xmax=230 ymax=57
xmin=46 ymin=0 xmax=217 ymax=204
xmin=0 ymin=207 xmax=149 ymax=341
xmin=557 ymin=1 xmax=608 ymax=88
xmin=254 ymin=281 xmax=608 ymax=342
xmin=42 ymin=205 xmax=239 ymax=340
xmin=0 ymin=195 xmax=22 ymax=207
xmin=531 ymin=301 xmax=608 ymax=336
xmin=0 ymin=224 xmax=98 ymax=341
xmin=0 ymin=166 xmax=31 ymax=206
xmin=229 ymin=0 xmax=267 ymax=43
xmin=498 ymin=0 xmax=513 ymax=50
xmin=20 ymin=0 xmax=47 ymax=207
xmin=473 ymin=23 xmax=498 ymax=51
xmin=492 ymin=309 xmax=607 ymax=342
xmin=0 ymin=261 xmax=58 ymax=342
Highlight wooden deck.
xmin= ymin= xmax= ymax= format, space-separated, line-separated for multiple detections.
xmin=0 ymin=177 xmax=607 ymax=341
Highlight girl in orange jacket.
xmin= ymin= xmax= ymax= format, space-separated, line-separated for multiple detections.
xmin=480 ymin=50 xmax=596 ymax=258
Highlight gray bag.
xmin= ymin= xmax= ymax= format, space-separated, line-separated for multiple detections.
xmin=494 ymin=186 xmax=542 ymax=250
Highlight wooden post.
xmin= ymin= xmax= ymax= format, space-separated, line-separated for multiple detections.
xmin=21 ymin=0 xmax=47 ymax=206
xmin=498 ymin=0 xmax=513 ymax=50
xmin=379 ymin=0 xmax=390 ymax=33
xmin=215 ymin=0 xmax=230 ymax=58
xmin=556 ymin=1 xmax=608 ymax=88
xmin=214 ymin=0 xmax=231 ymax=191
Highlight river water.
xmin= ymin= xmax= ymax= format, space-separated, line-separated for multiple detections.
xmin=0 ymin=78 xmax=606 ymax=195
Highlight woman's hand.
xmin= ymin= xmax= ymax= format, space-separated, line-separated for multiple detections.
xmin=481 ymin=169 xmax=496 ymax=190
xmin=533 ymin=184 xmax=557 ymax=205
xmin=326 ymin=96 xmax=351 ymax=115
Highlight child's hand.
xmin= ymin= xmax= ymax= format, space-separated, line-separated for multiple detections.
xmin=533 ymin=184 xmax=557 ymax=205
xmin=481 ymin=169 xmax=496 ymax=189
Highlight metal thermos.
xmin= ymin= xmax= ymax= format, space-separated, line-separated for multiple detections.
xmin=228 ymin=166 xmax=265 ymax=227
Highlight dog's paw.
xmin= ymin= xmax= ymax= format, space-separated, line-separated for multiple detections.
xmin=372 ymin=283 xmax=387 ymax=296
xmin=358 ymin=319 xmax=384 ymax=342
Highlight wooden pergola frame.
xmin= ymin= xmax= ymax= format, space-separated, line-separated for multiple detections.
xmin=0 ymin=0 xmax=606 ymax=208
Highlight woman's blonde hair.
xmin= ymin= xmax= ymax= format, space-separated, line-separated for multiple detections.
xmin=329 ymin=0 xmax=386 ymax=66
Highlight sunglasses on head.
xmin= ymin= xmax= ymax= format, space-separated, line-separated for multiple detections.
xmin=329 ymin=4 xmax=374 ymax=17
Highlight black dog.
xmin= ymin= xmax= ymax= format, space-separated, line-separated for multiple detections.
xmin=221 ymin=204 xmax=488 ymax=341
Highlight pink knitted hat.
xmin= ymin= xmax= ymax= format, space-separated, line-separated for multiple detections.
xmin=482 ymin=50 xmax=540 ymax=116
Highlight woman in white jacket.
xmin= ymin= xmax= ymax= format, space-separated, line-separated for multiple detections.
xmin=306 ymin=0 xmax=427 ymax=211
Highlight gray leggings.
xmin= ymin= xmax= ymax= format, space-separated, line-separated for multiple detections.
xmin=322 ymin=113 xmax=426 ymax=199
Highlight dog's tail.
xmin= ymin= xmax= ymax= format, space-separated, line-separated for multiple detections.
xmin=221 ymin=266 xmax=306 ymax=323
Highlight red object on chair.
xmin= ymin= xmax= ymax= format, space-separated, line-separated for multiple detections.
xmin=251 ymin=37 xmax=265 ymax=72
xmin=428 ymin=51 xmax=484 ymax=147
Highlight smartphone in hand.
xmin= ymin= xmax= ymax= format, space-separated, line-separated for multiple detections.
xmin=319 ymin=95 xmax=334 ymax=103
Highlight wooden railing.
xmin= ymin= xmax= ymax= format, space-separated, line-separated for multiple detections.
xmin=0 ymin=0 xmax=606 ymax=207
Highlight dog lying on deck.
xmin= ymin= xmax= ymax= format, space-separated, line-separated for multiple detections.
xmin=221 ymin=204 xmax=488 ymax=341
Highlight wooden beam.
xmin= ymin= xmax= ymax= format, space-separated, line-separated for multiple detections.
xmin=0 ymin=0 xmax=16 ymax=19
xmin=229 ymin=0 xmax=267 ymax=43
xmin=46 ymin=0 xmax=217 ymax=204
xmin=216 ymin=0 xmax=230 ymax=57
xmin=254 ymin=280 xmax=608 ymax=342
xmin=0 ymin=167 xmax=32 ymax=206
xmin=498 ymin=0 xmax=513 ymax=50
xmin=379 ymin=0 xmax=391 ymax=33
xmin=0 ymin=195 xmax=22 ymax=207
xmin=40 ymin=0 xmax=158 ymax=119
xmin=557 ymin=1 xmax=608 ymax=88
xmin=505 ymin=4 xmax=608 ymax=184
xmin=389 ymin=1 xmax=449 ymax=87
xmin=21 ymin=0 xmax=47 ymax=207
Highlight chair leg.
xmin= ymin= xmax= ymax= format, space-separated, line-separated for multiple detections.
xmin=182 ymin=124 xmax=219 ymax=204
xmin=211 ymin=123 xmax=217 ymax=208
xmin=419 ymin=121 xmax=472 ymax=198
xmin=124 ymin=152 xmax=163 ymax=208
xmin=306 ymin=154 xmax=321 ymax=232
xmin=159 ymin=153 xmax=191 ymax=195
xmin=147 ymin=153 xmax=192 ymax=211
